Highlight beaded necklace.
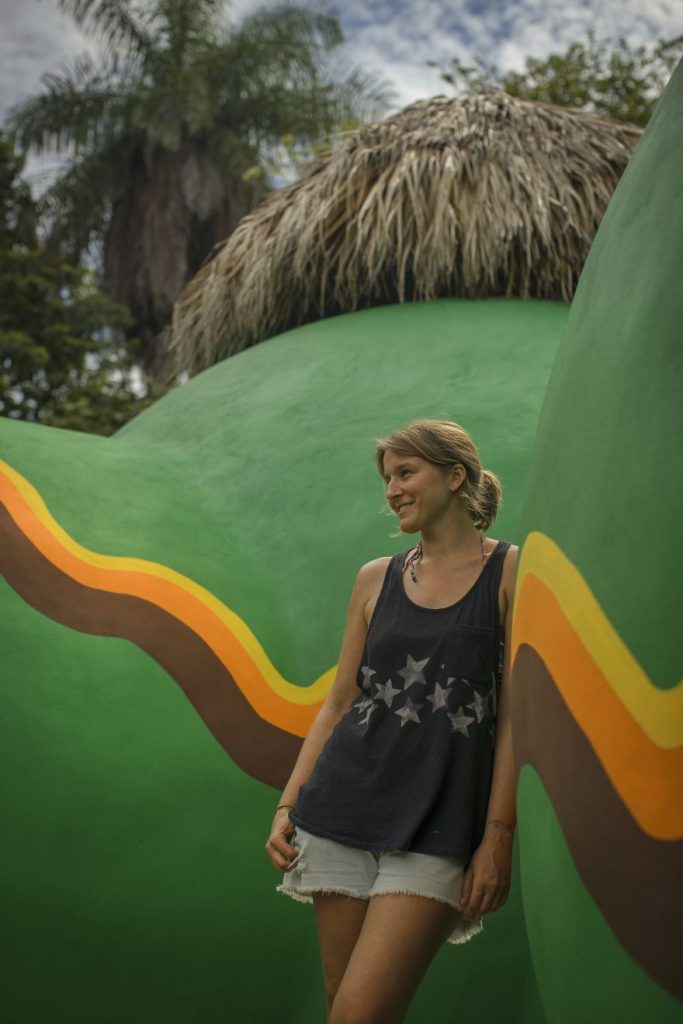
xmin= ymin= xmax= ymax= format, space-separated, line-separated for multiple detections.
xmin=402 ymin=534 xmax=487 ymax=584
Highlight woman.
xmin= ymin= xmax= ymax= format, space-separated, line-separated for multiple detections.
xmin=265 ymin=419 xmax=518 ymax=1023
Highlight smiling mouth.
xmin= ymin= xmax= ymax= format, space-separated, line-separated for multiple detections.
xmin=395 ymin=502 xmax=414 ymax=514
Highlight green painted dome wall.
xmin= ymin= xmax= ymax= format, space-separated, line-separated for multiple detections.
xmin=1 ymin=298 xmax=565 ymax=1022
xmin=511 ymin=63 xmax=683 ymax=1023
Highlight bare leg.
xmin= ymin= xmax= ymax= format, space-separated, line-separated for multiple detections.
xmin=330 ymin=894 xmax=461 ymax=1024
xmin=313 ymin=893 xmax=371 ymax=1021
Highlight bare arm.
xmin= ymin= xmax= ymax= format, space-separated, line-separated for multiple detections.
xmin=483 ymin=544 xmax=519 ymax=839
xmin=459 ymin=544 xmax=518 ymax=920
xmin=264 ymin=557 xmax=389 ymax=871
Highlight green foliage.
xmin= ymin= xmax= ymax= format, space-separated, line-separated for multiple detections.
xmin=432 ymin=33 xmax=683 ymax=126
xmin=0 ymin=136 xmax=164 ymax=435
xmin=0 ymin=137 xmax=37 ymax=250
xmin=6 ymin=0 xmax=390 ymax=370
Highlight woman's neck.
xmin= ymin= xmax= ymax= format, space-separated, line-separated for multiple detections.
xmin=418 ymin=514 xmax=482 ymax=563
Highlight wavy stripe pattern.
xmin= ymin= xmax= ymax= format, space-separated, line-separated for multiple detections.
xmin=512 ymin=531 xmax=682 ymax=1000
xmin=513 ymin=571 xmax=683 ymax=840
xmin=0 ymin=502 xmax=301 ymax=789
xmin=512 ymin=645 xmax=682 ymax=1000
xmin=0 ymin=460 xmax=330 ymax=737
xmin=3 ymin=461 xmax=682 ymax=991
xmin=516 ymin=531 xmax=683 ymax=745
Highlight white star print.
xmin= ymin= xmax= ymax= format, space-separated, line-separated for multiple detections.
xmin=355 ymin=696 xmax=373 ymax=713
xmin=360 ymin=666 xmax=376 ymax=691
xmin=374 ymin=678 xmax=402 ymax=708
xmin=426 ymin=681 xmax=452 ymax=712
xmin=466 ymin=691 xmax=487 ymax=723
xmin=358 ymin=703 xmax=377 ymax=727
xmin=395 ymin=697 xmax=424 ymax=727
xmin=397 ymin=655 xmax=429 ymax=690
xmin=448 ymin=706 xmax=475 ymax=736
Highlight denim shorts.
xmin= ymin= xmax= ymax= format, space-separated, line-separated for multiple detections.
xmin=276 ymin=826 xmax=483 ymax=945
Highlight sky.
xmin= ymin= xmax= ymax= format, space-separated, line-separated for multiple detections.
xmin=1 ymin=0 xmax=681 ymax=187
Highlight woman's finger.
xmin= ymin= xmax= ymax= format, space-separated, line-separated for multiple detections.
xmin=265 ymin=843 xmax=292 ymax=872
xmin=459 ymin=869 xmax=473 ymax=908
xmin=269 ymin=832 xmax=296 ymax=860
xmin=482 ymin=880 xmax=509 ymax=915
xmin=477 ymin=890 xmax=496 ymax=916
xmin=265 ymin=837 xmax=299 ymax=872
xmin=462 ymin=887 xmax=485 ymax=919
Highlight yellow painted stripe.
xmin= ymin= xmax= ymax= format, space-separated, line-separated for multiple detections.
xmin=0 ymin=460 xmax=333 ymax=707
xmin=513 ymin=572 xmax=683 ymax=838
xmin=516 ymin=531 xmax=683 ymax=748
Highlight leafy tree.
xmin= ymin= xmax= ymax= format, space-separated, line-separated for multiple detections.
xmin=8 ymin=0 xmax=389 ymax=377
xmin=431 ymin=32 xmax=683 ymax=126
xmin=0 ymin=135 xmax=162 ymax=435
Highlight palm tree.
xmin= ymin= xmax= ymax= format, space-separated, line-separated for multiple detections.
xmin=9 ymin=0 xmax=388 ymax=376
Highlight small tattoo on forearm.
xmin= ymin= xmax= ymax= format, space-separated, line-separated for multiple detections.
xmin=486 ymin=819 xmax=515 ymax=835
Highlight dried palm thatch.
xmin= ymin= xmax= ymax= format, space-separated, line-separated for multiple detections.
xmin=164 ymin=91 xmax=641 ymax=377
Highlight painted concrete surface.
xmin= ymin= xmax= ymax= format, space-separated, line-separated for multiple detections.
xmin=513 ymin=62 xmax=683 ymax=1021
xmin=1 ymin=298 xmax=564 ymax=1023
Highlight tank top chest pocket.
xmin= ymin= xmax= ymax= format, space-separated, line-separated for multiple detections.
xmin=448 ymin=623 xmax=497 ymax=682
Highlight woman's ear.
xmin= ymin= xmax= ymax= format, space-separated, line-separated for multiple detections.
xmin=449 ymin=464 xmax=467 ymax=492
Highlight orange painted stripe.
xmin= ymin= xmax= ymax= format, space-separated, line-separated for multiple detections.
xmin=1 ymin=471 xmax=321 ymax=736
xmin=512 ymin=572 xmax=683 ymax=840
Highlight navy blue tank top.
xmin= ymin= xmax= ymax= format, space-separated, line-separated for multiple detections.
xmin=291 ymin=539 xmax=511 ymax=864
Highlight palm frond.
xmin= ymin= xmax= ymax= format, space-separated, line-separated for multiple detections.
xmin=39 ymin=137 xmax=132 ymax=265
xmin=155 ymin=0 xmax=226 ymax=52
xmin=233 ymin=3 xmax=344 ymax=55
xmin=57 ymin=0 xmax=154 ymax=59
xmin=165 ymin=91 xmax=642 ymax=376
xmin=202 ymin=6 xmax=390 ymax=145
xmin=8 ymin=55 xmax=129 ymax=154
xmin=320 ymin=60 xmax=396 ymax=127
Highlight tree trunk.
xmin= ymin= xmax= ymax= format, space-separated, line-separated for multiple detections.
xmin=104 ymin=143 xmax=262 ymax=377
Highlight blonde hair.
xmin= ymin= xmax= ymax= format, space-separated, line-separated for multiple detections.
xmin=376 ymin=419 xmax=502 ymax=531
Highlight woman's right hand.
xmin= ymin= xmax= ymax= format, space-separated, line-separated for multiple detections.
xmin=265 ymin=807 xmax=299 ymax=872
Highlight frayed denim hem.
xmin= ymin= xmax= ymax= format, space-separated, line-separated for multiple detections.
xmin=276 ymin=884 xmax=371 ymax=904
xmin=371 ymin=889 xmax=484 ymax=945
xmin=275 ymin=884 xmax=484 ymax=944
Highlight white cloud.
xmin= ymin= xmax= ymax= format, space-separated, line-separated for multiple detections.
xmin=0 ymin=0 xmax=90 ymax=119
xmin=328 ymin=0 xmax=682 ymax=112
xmin=1 ymin=0 xmax=680 ymax=146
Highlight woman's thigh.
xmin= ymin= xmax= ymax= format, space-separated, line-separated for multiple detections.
xmin=313 ymin=893 xmax=370 ymax=1018
xmin=330 ymin=893 xmax=460 ymax=1024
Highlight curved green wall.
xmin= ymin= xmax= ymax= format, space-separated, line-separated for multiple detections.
xmin=514 ymin=61 xmax=683 ymax=1023
xmin=1 ymin=298 xmax=564 ymax=1023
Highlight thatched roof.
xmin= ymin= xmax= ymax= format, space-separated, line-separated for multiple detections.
xmin=164 ymin=91 xmax=641 ymax=376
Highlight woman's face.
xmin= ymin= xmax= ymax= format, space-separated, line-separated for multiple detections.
xmin=382 ymin=449 xmax=463 ymax=533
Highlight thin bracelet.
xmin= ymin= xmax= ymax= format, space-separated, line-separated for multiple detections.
xmin=486 ymin=818 xmax=515 ymax=836
xmin=276 ymin=804 xmax=294 ymax=812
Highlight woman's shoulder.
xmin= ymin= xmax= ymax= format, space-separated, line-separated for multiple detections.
xmin=352 ymin=554 xmax=398 ymax=601
xmin=487 ymin=537 xmax=518 ymax=560
xmin=356 ymin=554 xmax=394 ymax=584
xmin=355 ymin=556 xmax=396 ymax=627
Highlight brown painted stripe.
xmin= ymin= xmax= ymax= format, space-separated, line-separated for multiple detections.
xmin=512 ymin=642 xmax=683 ymax=1000
xmin=0 ymin=504 xmax=301 ymax=790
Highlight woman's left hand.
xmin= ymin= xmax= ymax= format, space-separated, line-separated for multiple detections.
xmin=459 ymin=831 xmax=513 ymax=921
